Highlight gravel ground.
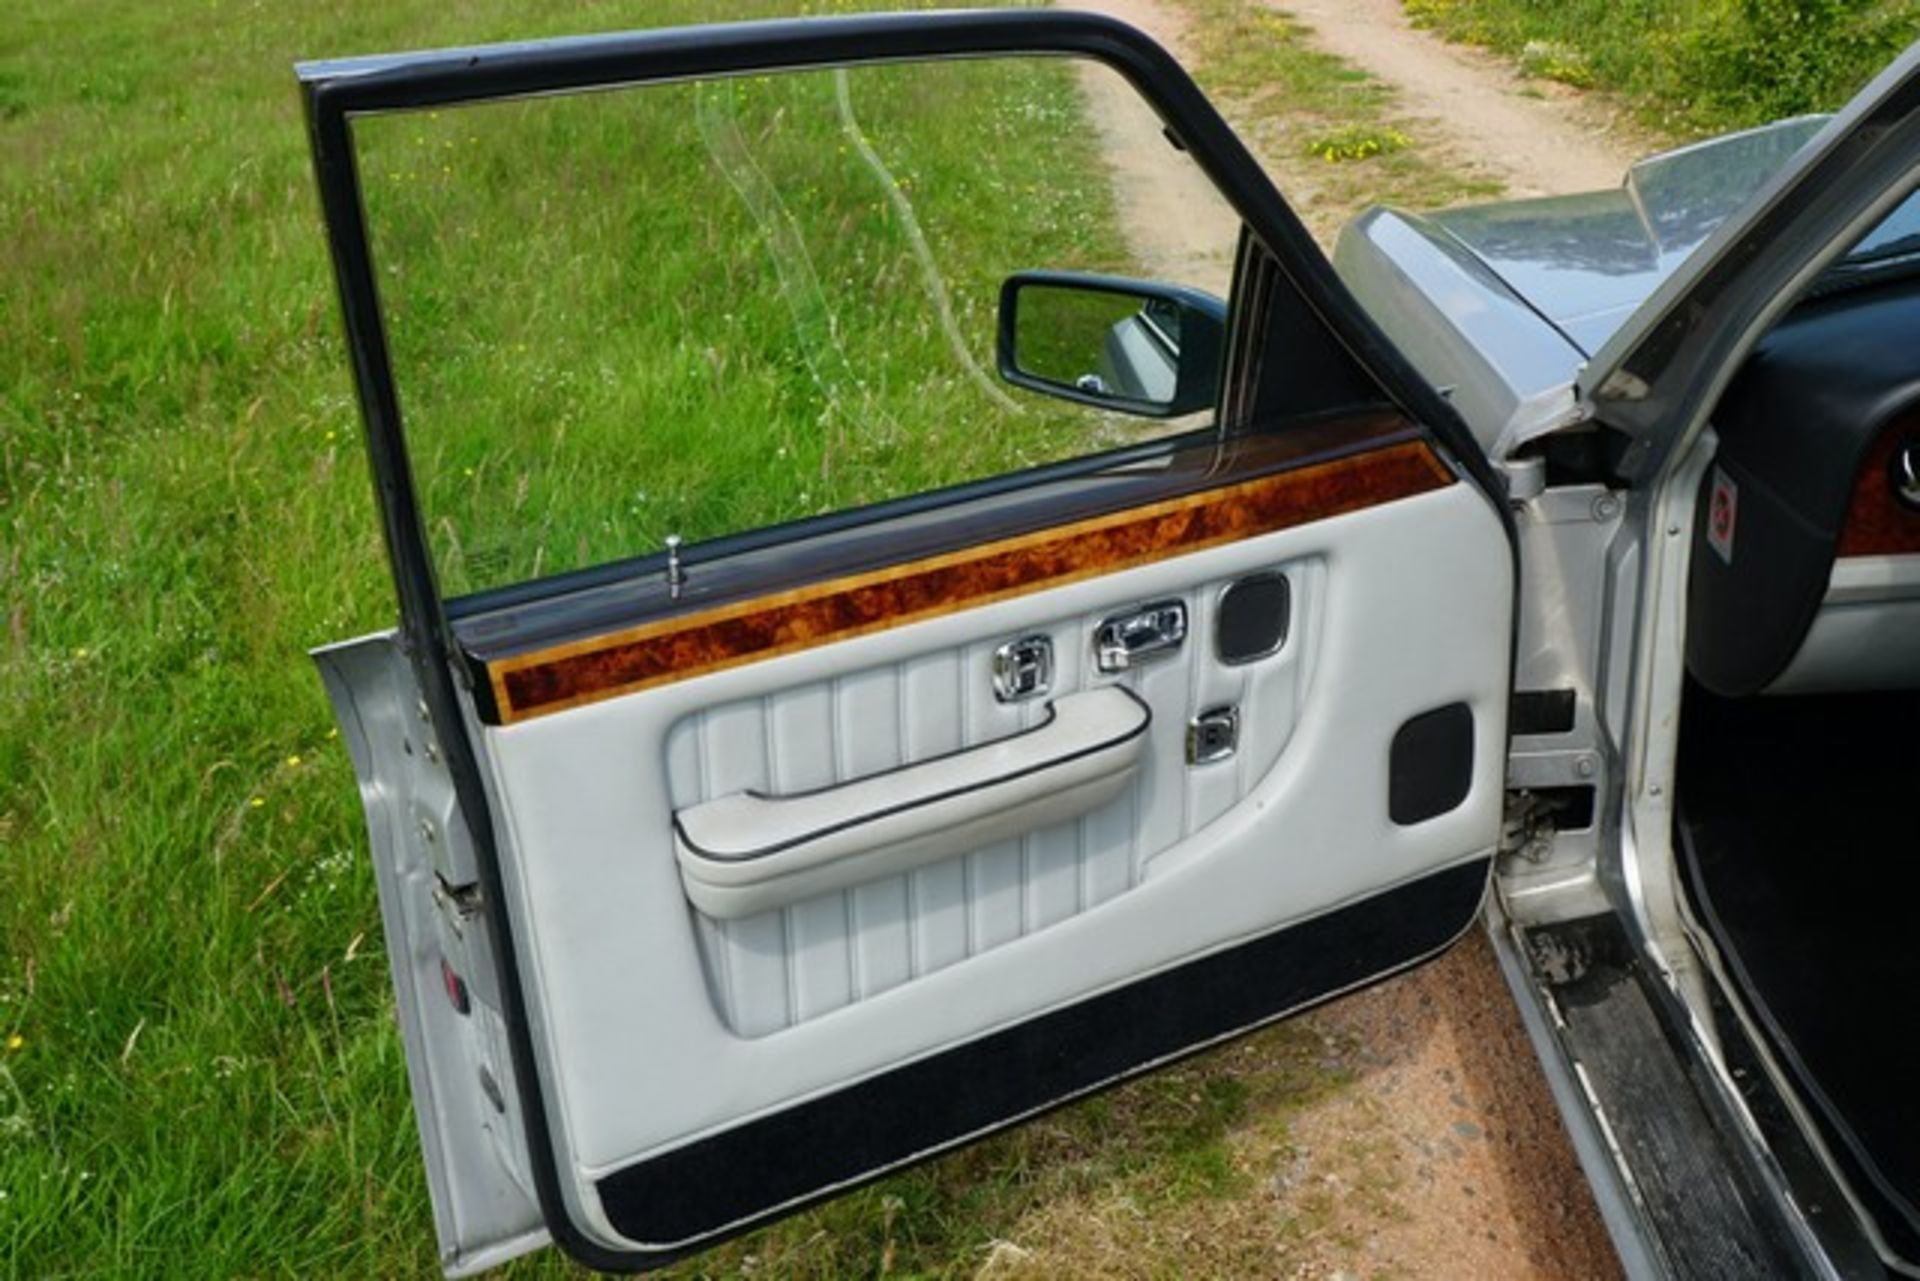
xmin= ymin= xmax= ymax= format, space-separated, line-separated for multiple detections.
xmin=1265 ymin=0 xmax=1644 ymax=199
xmin=1290 ymin=933 xmax=1622 ymax=1278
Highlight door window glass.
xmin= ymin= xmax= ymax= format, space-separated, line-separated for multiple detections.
xmin=354 ymin=56 xmax=1241 ymax=595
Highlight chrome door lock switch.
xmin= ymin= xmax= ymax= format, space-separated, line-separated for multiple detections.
xmin=1187 ymin=705 xmax=1239 ymax=765
xmin=992 ymin=635 xmax=1054 ymax=702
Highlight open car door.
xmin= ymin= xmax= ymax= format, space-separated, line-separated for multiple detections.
xmin=300 ymin=11 xmax=1516 ymax=1274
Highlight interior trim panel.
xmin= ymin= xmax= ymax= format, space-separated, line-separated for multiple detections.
xmin=593 ymin=857 xmax=1490 ymax=1254
xmin=1689 ymin=282 xmax=1920 ymax=694
xmin=667 ymin=556 xmax=1323 ymax=1036
xmin=451 ymin=416 xmax=1413 ymax=663
xmin=481 ymin=435 xmax=1454 ymax=722
xmin=478 ymin=473 xmax=1512 ymax=1234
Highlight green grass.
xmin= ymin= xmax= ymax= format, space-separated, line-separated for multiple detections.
xmin=0 ymin=1 xmax=1295 ymax=1275
xmin=1406 ymin=0 xmax=1920 ymax=138
xmin=359 ymin=55 xmax=1144 ymax=595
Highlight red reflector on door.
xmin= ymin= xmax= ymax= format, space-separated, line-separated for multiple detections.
xmin=440 ymin=955 xmax=471 ymax=1016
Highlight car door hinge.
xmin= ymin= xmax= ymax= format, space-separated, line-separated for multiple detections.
xmin=432 ymin=873 xmax=485 ymax=924
xmin=1499 ymin=791 xmax=1558 ymax=864
xmin=1497 ymin=455 xmax=1547 ymax=503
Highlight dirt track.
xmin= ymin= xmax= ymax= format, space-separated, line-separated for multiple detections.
xmin=1270 ymin=0 xmax=1638 ymax=197
xmin=1069 ymin=1 xmax=1632 ymax=1275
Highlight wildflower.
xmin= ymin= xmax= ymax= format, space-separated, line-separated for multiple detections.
xmin=286 ymin=755 xmax=302 ymax=768
xmin=249 ymin=797 xmax=265 ymax=809
xmin=4 ymin=1034 xmax=21 ymax=1052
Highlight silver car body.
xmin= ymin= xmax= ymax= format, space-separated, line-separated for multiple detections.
xmin=1340 ymin=41 xmax=1920 ymax=1278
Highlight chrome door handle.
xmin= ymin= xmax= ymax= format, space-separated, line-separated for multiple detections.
xmin=1095 ymin=600 xmax=1187 ymax=672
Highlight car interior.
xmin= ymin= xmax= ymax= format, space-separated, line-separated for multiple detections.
xmin=1679 ymin=211 xmax=1920 ymax=1267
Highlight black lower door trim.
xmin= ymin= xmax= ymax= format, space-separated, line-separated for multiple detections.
xmin=591 ymin=856 xmax=1489 ymax=1261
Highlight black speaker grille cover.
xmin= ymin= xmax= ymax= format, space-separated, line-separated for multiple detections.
xmin=1389 ymin=703 xmax=1475 ymax=826
xmin=1216 ymin=573 xmax=1290 ymax=665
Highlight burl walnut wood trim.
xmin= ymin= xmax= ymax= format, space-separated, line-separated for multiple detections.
xmin=486 ymin=439 xmax=1455 ymax=723
xmin=1837 ymin=422 xmax=1920 ymax=557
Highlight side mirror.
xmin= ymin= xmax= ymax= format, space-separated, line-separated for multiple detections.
xmin=996 ymin=271 xmax=1226 ymax=418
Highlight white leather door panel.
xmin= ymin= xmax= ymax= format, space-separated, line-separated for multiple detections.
xmin=668 ymin=556 xmax=1320 ymax=1035
xmin=477 ymin=478 xmax=1509 ymax=1196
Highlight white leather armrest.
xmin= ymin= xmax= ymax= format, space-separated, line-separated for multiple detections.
xmin=674 ymin=686 xmax=1149 ymax=919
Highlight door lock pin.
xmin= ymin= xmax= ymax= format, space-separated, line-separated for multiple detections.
xmin=665 ymin=534 xmax=686 ymax=599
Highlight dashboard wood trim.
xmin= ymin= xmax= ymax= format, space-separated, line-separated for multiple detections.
xmin=1838 ymin=419 xmax=1920 ymax=558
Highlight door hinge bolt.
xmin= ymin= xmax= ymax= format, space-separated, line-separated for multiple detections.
xmin=418 ymin=817 xmax=437 ymax=845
